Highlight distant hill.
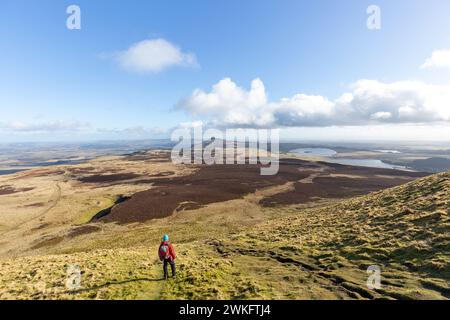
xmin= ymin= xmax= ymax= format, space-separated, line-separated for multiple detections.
xmin=409 ymin=157 xmax=450 ymax=173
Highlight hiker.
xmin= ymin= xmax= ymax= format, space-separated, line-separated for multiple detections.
xmin=158 ymin=234 xmax=176 ymax=280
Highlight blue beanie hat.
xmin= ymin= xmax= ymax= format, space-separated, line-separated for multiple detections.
xmin=163 ymin=234 xmax=169 ymax=241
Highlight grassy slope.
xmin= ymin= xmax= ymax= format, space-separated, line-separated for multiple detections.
xmin=164 ymin=171 xmax=449 ymax=300
xmin=0 ymin=172 xmax=448 ymax=300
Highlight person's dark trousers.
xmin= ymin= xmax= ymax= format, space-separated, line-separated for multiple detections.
xmin=163 ymin=259 xmax=176 ymax=279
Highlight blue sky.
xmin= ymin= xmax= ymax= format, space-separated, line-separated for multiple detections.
xmin=1 ymin=0 xmax=450 ymax=142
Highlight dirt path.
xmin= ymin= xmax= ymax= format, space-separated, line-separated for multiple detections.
xmin=18 ymin=183 xmax=61 ymax=227
xmin=134 ymin=259 xmax=167 ymax=299
xmin=297 ymin=163 xmax=329 ymax=184
xmin=0 ymin=183 xmax=61 ymax=236
xmin=298 ymin=172 xmax=324 ymax=184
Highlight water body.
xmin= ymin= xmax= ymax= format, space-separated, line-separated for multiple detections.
xmin=374 ymin=150 xmax=401 ymax=154
xmin=0 ymin=169 xmax=26 ymax=176
xmin=290 ymin=148 xmax=337 ymax=157
xmin=0 ymin=160 xmax=86 ymax=176
xmin=290 ymin=148 xmax=405 ymax=170
xmin=326 ymin=158 xmax=405 ymax=169
xmin=10 ymin=159 xmax=86 ymax=167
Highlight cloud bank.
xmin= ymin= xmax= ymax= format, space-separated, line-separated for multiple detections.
xmin=421 ymin=49 xmax=450 ymax=70
xmin=115 ymin=38 xmax=197 ymax=73
xmin=97 ymin=126 xmax=166 ymax=137
xmin=177 ymin=78 xmax=450 ymax=128
xmin=0 ymin=120 xmax=90 ymax=133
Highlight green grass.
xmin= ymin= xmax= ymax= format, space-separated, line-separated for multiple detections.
xmin=73 ymin=197 xmax=116 ymax=225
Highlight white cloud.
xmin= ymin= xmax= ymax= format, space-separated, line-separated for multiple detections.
xmin=178 ymin=78 xmax=272 ymax=127
xmin=421 ymin=49 xmax=450 ymax=70
xmin=177 ymin=78 xmax=450 ymax=128
xmin=370 ymin=111 xmax=392 ymax=120
xmin=178 ymin=121 xmax=205 ymax=129
xmin=115 ymin=38 xmax=197 ymax=73
xmin=97 ymin=126 xmax=166 ymax=136
xmin=0 ymin=120 xmax=90 ymax=133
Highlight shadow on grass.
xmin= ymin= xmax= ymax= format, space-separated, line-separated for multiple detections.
xmin=65 ymin=277 xmax=165 ymax=294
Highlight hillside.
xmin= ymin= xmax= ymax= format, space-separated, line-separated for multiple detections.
xmin=409 ymin=157 xmax=450 ymax=173
xmin=0 ymin=170 xmax=448 ymax=300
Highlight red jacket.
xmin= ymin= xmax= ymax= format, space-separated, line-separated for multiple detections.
xmin=158 ymin=241 xmax=176 ymax=261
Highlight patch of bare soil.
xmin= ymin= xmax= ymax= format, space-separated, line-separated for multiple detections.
xmin=78 ymin=173 xmax=141 ymax=183
xmin=0 ymin=186 xmax=34 ymax=195
xmin=124 ymin=151 xmax=171 ymax=162
xmin=67 ymin=225 xmax=101 ymax=238
xmin=30 ymin=223 xmax=51 ymax=231
xmin=31 ymin=236 xmax=65 ymax=250
xmin=13 ymin=169 xmax=65 ymax=179
xmin=148 ymin=171 xmax=174 ymax=177
xmin=22 ymin=202 xmax=46 ymax=208
xmin=30 ymin=225 xmax=101 ymax=250
xmin=66 ymin=167 xmax=96 ymax=174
